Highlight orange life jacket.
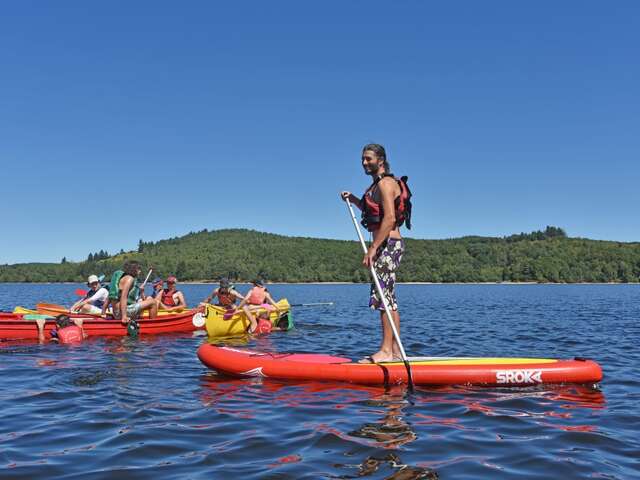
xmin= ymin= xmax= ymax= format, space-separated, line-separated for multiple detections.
xmin=361 ymin=174 xmax=412 ymax=232
xmin=217 ymin=289 xmax=236 ymax=307
xmin=248 ymin=286 xmax=267 ymax=305
xmin=161 ymin=288 xmax=177 ymax=307
xmin=58 ymin=325 xmax=83 ymax=344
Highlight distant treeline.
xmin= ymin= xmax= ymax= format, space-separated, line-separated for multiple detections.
xmin=1 ymin=227 xmax=639 ymax=283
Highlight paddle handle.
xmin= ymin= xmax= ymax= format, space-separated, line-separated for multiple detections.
xmin=345 ymin=199 xmax=414 ymax=388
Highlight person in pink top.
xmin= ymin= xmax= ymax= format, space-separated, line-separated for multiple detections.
xmin=236 ymin=279 xmax=280 ymax=334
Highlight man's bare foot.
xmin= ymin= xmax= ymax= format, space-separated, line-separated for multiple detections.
xmin=358 ymin=351 xmax=394 ymax=363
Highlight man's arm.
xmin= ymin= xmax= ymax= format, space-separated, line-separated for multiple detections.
xmin=237 ymin=291 xmax=251 ymax=309
xmin=203 ymin=288 xmax=217 ymax=304
xmin=232 ymin=289 xmax=244 ymax=301
xmin=174 ymin=292 xmax=187 ymax=309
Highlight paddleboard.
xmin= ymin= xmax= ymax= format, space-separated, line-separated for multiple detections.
xmin=197 ymin=345 xmax=603 ymax=387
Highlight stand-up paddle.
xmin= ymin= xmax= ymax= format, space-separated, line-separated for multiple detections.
xmin=345 ymin=198 xmax=415 ymax=392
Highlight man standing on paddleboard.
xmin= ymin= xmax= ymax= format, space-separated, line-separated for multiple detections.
xmin=341 ymin=144 xmax=412 ymax=363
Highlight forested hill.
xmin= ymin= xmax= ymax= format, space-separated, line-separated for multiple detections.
xmin=1 ymin=227 xmax=639 ymax=283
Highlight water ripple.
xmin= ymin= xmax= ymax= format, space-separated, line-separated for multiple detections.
xmin=0 ymin=283 xmax=639 ymax=479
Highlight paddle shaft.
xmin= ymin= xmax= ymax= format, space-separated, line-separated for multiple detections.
xmin=290 ymin=302 xmax=334 ymax=307
xmin=345 ymin=198 xmax=414 ymax=390
xmin=140 ymin=268 xmax=153 ymax=290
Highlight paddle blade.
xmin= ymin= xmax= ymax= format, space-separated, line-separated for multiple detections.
xmin=76 ymin=289 xmax=88 ymax=297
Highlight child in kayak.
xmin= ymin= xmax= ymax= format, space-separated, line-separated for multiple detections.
xmin=201 ymin=278 xmax=244 ymax=308
xmin=236 ymin=280 xmax=280 ymax=334
xmin=70 ymin=275 xmax=109 ymax=315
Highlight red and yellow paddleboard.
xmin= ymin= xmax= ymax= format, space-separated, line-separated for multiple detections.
xmin=197 ymin=345 xmax=603 ymax=387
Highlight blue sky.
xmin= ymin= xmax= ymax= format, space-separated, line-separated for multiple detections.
xmin=1 ymin=1 xmax=638 ymax=263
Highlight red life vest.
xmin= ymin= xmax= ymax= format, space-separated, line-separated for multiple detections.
xmin=361 ymin=174 xmax=412 ymax=232
xmin=248 ymin=286 xmax=267 ymax=305
xmin=161 ymin=288 xmax=177 ymax=307
xmin=217 ymin=289 xmax=236 ymax=307
xmin=58 ymin=325 xmax=83 ymax=344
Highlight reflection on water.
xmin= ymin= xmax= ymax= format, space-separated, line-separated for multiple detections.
xmin=349 ymin=389 xmax=417 ymax=449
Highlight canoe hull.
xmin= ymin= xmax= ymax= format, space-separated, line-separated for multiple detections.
xmin=203 ymin=299 xmax=293 ymax=337
xmin=0 ymin=310 xmax=202 ymax=340
xmin=197 ymin=345 xmax=603 ymax=387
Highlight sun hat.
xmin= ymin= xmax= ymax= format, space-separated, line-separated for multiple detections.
xmin=87 ymin=275 xmax=100 ymax=284
xmin=152 ymin=277 xmax=163 ymax=287
xmin=253 ymin=279 xmax=264 ymax=287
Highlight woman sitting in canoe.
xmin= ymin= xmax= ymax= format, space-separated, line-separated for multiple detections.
xmin=236 ymin=279 xmax=280 ymax=334
xmin=201 ymin=278 xmax=244 ymax=308
xmin=70 ymin=275 xmax=109 ymax=315
xmin=155 ymin=275 xmax=188 ymax=312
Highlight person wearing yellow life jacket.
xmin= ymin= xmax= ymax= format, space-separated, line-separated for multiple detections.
xmin=156 ymin=275 xmax=187 ymax=312
xmin=236 ymin=279 xmax=280 ymax=334
xmin=340 ymin=143 xmax=412 ymax=364
xmin=201 ymin=278 xmax=244 ymax=308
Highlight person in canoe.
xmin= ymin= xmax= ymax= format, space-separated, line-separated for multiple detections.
xmin=106 ymin=261 xmax=158 ymax=325
xmin=341 ymin=143 xmax=412 ymax=363
xmin=156 ymin=275 xmax=187 ymax=312
xmin=70 ymin=275 xmax=109 ymax=315
xmin=140 ymin=277 xmax=163 ymax=301
xmin=201 ymin=278 xmax=244 ymax=308
xmin=236 ymin=279 xmax=280 ymax=334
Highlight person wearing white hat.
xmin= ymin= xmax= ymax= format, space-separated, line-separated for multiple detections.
xmin=70 ymin=275 xmax=110 ymax=315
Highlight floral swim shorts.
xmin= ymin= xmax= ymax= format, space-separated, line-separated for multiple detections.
xmin=369 ymin=238 xmax=405 ymax=311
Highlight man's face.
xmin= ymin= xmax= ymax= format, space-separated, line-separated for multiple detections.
xmin=362 ymin=150 xmax=383 ymax=176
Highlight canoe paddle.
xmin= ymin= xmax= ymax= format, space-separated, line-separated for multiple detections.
xmin=345 ymin=198 xmax=415 ymax=392
xmin=140 ymin=268 xmax=153 ymax=291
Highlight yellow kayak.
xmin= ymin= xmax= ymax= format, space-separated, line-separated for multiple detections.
xmin=203 ymin=298 xmax=293 ymax=337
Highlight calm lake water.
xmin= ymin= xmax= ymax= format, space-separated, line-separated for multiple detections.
xmin=0 ymin=283 xmax=639 ymax=479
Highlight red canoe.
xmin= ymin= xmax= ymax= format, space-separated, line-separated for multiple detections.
xmin=0 ymin=310 xmax=203 ymax=340
xmin=197 ymin=345 xmax=603 ymax=387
